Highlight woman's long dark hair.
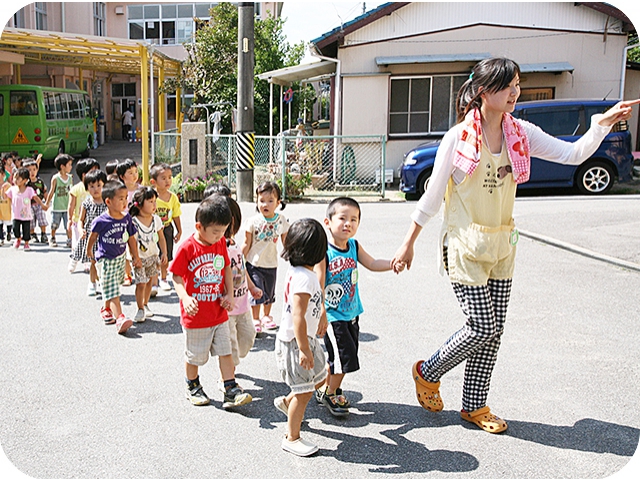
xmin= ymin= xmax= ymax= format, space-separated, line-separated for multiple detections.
xmin=455 ymin=57 xmax=521 ymax=123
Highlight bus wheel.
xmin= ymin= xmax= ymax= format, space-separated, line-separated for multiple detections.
xmin=58 ymin=142 xmax=65 ymax=155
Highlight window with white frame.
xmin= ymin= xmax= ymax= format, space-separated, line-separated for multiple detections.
xmin=128 ymin=3 xmax=215 ymax=45
xmin=35 ymin=2 xmax=47 ymax=30
xmin=389 ymin=75 xmax=467 ymax=136
xmin=94 ymin=3 xmax=106 ymax=36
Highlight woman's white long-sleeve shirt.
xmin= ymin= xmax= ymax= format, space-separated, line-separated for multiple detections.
xmin=410 ymin=115 xmax=612 ymax=227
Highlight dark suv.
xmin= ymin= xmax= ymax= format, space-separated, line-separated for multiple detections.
xmin=399 ymin=99 xmax=634 ymax=197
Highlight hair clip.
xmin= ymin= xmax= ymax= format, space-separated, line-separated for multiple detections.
xmin=133 ymin=201 xmax=138 ymax=207
xmin=469 ymin=72 xmax=474 ymax=80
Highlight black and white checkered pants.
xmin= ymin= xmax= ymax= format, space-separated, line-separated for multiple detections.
xmin=420 ymin=278 xmax=513 ymax=412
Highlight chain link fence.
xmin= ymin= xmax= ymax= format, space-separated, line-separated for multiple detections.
xmin=154 ymin=130 xmax=388 ymax=200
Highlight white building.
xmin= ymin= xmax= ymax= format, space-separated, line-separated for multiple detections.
xmin=308 ymin=2 xmax=637 ymax=170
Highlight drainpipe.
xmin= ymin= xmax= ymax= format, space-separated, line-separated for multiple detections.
xmin=309 ymin=45 xmax=341 ymax=136
xmin=620 ymin=43 xmax=639 ymax=99
xmin=61 ymin=3 xmax=65 ymax=32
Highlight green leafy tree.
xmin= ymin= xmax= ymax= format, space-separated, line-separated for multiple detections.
xmin=628 ymin=33 xmax=640 ymax=64
xmin=178 ymin=3 xmax=306 ymax=134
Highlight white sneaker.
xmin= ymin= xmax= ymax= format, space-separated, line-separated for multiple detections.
xmin=0 ymin=239 xmax=4 ymax=246
xmin=281 ymin=436 xmax=318 ymax=457
xmin=159 ymin=279 xmax=172 ymax=291
xmin=86 ymin=282 xmax=96 ymax=296
xmin=144 ymin=305 xmax=154 ymax=318
xmin=134 ymin=308 xmax=146 ymax=323
xmin=150 ymin=285 xmax=158 ymax=298
xmin=68 ymin=259 xmax=78 ymax=273
xmin=274 ymin=396 xmax=288 ymax=417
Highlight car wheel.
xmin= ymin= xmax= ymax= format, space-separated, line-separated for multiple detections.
xmin=575 ymin=161 xmax=614 ymax=195
xmin=417 ymin=169 xmax=433 ymax=196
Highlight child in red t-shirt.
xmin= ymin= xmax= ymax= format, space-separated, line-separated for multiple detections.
xmin=170 ymin=195 xmax=252 ymax=409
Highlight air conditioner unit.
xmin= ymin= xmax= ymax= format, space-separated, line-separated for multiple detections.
xmin=115 ymin=6 xmax=124 ymax=15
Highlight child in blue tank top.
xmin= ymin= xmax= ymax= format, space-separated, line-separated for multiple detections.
xmin=313 ymin=197 xmax=398 ymax=417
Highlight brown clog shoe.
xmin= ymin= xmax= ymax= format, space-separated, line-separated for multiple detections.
xmin=412 ymin=361 xmax=443 ymax=412
xmin=460 ymin=406 xmax=508 ymax=433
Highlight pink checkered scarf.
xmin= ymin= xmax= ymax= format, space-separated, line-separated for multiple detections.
xmin=453 ymin=108 xmax=530 ymax=184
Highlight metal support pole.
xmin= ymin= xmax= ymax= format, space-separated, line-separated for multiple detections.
xmin=140 ymin=45 xmax=150 ymax=186
xmin=236 ymin=2 xmax=255 ymax=202
xmin=150 ymin=48 xmax=155 ymax=168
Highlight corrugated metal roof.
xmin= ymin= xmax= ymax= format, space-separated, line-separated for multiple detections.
xmin=376 ymin=52 xmax=492 ymax=66
xmin=519 ymin=62 xmax=574 ymax=74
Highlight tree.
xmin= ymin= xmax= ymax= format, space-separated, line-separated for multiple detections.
xmin=177 ymin=3 xmax=306 ymax=135
xmin=628 ymin=33 xmax=640 ymax=64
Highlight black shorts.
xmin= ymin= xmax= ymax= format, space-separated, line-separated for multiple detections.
xmin=246 ymin=263 xmax=277 ymax=306
xmin=324 ymin=317 xmax=360 ymax=374
xmin=163 ymin=223 xmax=174 ymax=261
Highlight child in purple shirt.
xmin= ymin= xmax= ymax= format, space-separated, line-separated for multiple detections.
xmin=86 ymin=180 xmax=141 ymax=334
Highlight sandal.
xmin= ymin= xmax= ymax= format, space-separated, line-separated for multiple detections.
xmin=261 ymin=315 xmax=277 ymax=330
xmin=253 ymin=319 xmax=263 ymax=333
xmin=412 ymin=360 xmax=443 ymax=412
xmin=460 ymin=406 xmax=508 ymax=433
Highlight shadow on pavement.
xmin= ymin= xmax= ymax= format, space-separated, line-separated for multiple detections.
xmin=503 ymin=417 xmax=639 ymax=457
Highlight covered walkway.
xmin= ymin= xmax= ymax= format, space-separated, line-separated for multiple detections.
xmin=0 ymin=27 xmax=183 ymax=183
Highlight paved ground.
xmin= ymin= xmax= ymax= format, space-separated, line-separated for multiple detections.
xmin=2 ymin=140 xmax=639 ymax=478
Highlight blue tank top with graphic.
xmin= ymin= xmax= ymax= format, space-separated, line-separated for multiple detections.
xmin=324 ymin=238 xmax=363 ymax=322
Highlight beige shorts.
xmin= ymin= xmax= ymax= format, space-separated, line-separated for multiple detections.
xmin=183 ymin=322 xmax=232 ymax=366
xmin=228 ymin=311 xmax=256 ymax=366
xmin=134 ymin=256 xmax=160 ymax=285
xmin=275 ymin=336 xmax=327 ymax=395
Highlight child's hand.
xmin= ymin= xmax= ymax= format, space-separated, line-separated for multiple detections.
xmin=316 ymin=311 xmax=328 ymax=338
xmin=299 ymin=348 xmax=314 ymax=370
xmin=220 ymin=292 xmax=234 ymax=311
xmin=78 ymin=228 xmax=85 ymax=240
xmin=249 ymin=285 xmax=263 ymax=300
xmin=174 ymin=231 xmax=182 ymax=243
xmin=183 ymin=296 xmax=199 ymax=316
xmin=132 ymin=257 xmax=143 ymax=269
xmin=41 ymin=203 xmax=49 ymax=211
xmin=393 ymin=260 xmax=406 ymax=274
xmin=160 ymin=253 xmax=168 ymax=266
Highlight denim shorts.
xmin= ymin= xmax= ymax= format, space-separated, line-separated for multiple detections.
xmin=51 ymin=211 xmax=68 ymax=230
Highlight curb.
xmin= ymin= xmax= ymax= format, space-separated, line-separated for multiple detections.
xmin=519 ymin=229 xmax=640 ymax=273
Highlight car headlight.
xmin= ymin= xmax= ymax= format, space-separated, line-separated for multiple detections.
xmin=403 ymin=151 xmax=418 ymax=166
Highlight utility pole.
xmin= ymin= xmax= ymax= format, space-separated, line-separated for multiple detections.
xmin=236 ymin=2 xmax=255 ymax=202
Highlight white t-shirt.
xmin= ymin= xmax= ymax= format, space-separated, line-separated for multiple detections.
xmin=132 ymin=214 xmax=163 ymax=259
xmin=245 ymin=213 xmax=290 ymax=268
xmin=277 ymin=266 xmax=323 ymax=343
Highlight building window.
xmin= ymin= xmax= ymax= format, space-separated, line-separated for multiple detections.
xmin=13 ymin=8 xmax=25 ymax=28
xmin=128 ymin=3 xmax=215 ymax=45
xmin=519 ymin=87 xmax=554 ymax=102
xmin=94 ymin=3 xmax=106 ymax=36
xmin=112 ymin=83 xmax=137 ymax=98
xmin=389 ymin=75 xmax=466 ymax=136
xmin=35 ymin=2 xmax=47 ymax=30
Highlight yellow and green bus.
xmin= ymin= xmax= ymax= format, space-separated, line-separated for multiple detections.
xmin=0 ymin=85 xmax=95 ymax=161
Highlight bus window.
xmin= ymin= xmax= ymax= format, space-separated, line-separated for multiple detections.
xmin=44 ymin=91 xmax=55 ymax=120
xmin=10 ymin=91 xmax=38 ymax=115
xmin=83 ymin=94 xmax=91 ymax=118
xmin=68 ymin=94 xmax=80 ymax=119
xmin=54 ymin=93 xmax=63 ymax=119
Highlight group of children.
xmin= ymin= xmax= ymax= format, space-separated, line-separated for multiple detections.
xmin=165 ymin=180 xmax=396 ymax=457
xmin=2 ymin=153 xmax=394 ymax=457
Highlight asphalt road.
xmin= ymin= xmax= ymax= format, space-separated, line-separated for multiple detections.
xmin=1 ymin=191 xmax=639 ymax=479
